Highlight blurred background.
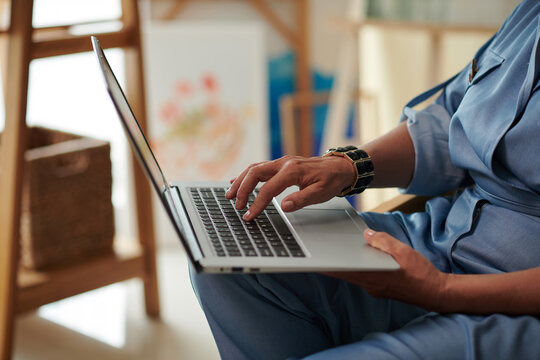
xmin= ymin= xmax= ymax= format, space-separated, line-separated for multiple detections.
xmin=0 ymin=0 xmax=520 ymax=359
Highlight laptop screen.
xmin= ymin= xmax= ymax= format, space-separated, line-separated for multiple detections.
xmin=92 ymin=36 xmax=203 ymax=267
xmin=91 ymin=37 xmax=169 ymax=196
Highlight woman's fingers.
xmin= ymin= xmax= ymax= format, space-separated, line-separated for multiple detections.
xmin=242 ymin=162 xmax=302 ymax=220
xmin=364 ymin=229 xmax=409 ymax=261
xmin=226 ymin=168 xmax=250 ymax=199
xmin=226 ymin=160 xmax=269 ymax=200
xmin=234 ymin=163 xmax=283 ymax=211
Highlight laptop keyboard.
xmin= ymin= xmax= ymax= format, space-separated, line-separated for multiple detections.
xmin=189 ymin=187 xmax=305 ymax=258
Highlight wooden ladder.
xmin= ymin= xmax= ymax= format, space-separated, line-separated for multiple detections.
xmin=0 ymin=1 xmax=160 ymax=359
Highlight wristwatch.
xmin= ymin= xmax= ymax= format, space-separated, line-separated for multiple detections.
xmin=323 ymin=145 xmax=374 ymax=197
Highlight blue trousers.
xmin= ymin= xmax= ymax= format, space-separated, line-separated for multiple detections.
xmin=191 ymin=269 xmax=540 ymax=359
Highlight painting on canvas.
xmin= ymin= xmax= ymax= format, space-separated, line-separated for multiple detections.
xmin=143 ymin=22 xmax=268 ymax=183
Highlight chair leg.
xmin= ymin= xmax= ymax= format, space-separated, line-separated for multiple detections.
xmin=121 ymin=0 xmax=160 ymax=318
xmin=0 ymin=1 xmax=34 ymax=358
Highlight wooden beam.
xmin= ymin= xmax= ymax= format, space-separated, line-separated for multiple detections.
xmin=161 ymin=0 xmax=191 ymax=21
xmin=362 ymin=19 xmax=497 ymax=34
xmin=31 ymin=28 xmax=135 ymax=59
xmin=32 ymin=19 xmax=123 ymax=33
xmin=0 ymin=34 xmax=7 ymax=101
xmin=328 ymin=17 xmax=498 ymax=35
xmin=121 ymin=0 xmax=161 ymax=318
xmin=294 ymin=0 xmax=312 ymax=156
xmin=16 ymin=251 xmax=145 ymax=314
xmin=248 ymin=0 xmax=298 ymax=47
xmin=0 ymin=0 xmax=8 ymax=106
xmin=429 ymin=31 xmax=442 ymax=85
xmin=0 ymin=1 xmax=33 ymax=359
xmin=278 ymin=96 xmax=297 ymax=155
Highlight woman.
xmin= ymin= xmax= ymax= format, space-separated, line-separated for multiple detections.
xmin=191 ymin=1 xmax=540 ymax=358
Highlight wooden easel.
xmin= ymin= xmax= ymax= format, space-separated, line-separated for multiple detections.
xmin=0 ymin=1 xmax=160 ymax=359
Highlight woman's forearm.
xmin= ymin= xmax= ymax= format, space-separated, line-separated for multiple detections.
xmin=441 ymin=267 xmax=540 ymax=315
xmin=362 ymin=121 xmax=415 ymax=189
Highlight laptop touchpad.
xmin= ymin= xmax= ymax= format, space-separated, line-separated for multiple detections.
xmin=287 ymin=209 xmax=363 ymax=235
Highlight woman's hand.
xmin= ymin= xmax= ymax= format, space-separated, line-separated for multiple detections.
xmin=226 ymin=155 xmax=356 ymax=221
xmin=327 ymin=230 xmax=540 ymax=315
xmin=325 ymin=229 xmax=448 ymax=312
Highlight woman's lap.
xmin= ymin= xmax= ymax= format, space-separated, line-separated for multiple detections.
xmin=192 ymin=268 xmax=540 ymax=359
xmin=190 ymin=210 xmax=540 ymax=359
xmin=190 ymin=269 xmax=426 ymax=359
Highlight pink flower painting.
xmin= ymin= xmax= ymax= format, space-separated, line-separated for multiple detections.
xmin=153 ymin=73 xmax=255 ymax=180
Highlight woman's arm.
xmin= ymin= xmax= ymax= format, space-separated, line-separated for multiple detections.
xmin=227 ymin=121 xmax=415 ymax=221
xmin=362 ymin=120 xmax=415 ymax=189
xmin=326 ymin=229 xmax=540 ymax=315
xmin=444 ymin=267 xmax=540 ymax=315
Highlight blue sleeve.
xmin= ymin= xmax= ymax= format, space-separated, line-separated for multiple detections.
xmin=399 ymin=102 xmax=470 ymax=196
xmin=398 ymin=60 xmax=473 ymax=196
xmin=396 ymin=14 xmax=516 ymax=196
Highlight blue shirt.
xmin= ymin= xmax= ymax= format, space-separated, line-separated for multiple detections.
xmin=398 ymin=0 xmax=540 ymax=274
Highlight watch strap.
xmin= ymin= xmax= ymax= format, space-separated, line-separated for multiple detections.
xmin=323 ymin=146 xmax=374 ymax=197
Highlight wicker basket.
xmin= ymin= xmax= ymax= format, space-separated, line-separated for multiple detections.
xmin=2 ymin=127 xmax=115 ymax=270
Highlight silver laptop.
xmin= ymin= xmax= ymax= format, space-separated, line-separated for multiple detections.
xmin=91 ymin=36 xmax=398 ymax=273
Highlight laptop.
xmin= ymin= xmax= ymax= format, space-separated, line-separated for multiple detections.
xmin=91 ymin=36 xmax=398 ymax=273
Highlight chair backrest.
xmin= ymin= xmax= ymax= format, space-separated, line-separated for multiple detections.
xmin=370 ymin=194 xmax=432 ymax=214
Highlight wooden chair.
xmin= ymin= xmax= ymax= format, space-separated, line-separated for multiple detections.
xmin=370 ymin=193 xmax=432 ymax=214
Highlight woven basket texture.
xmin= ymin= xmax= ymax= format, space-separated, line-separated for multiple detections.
xmin=9 ymin=127 xmax=115 ymax=270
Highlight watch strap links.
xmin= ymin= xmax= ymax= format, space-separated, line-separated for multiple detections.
xmin=323 ymin=146 xmax=374 ymax=197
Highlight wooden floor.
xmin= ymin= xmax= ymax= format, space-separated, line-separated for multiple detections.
xmin=13 ymin=244 xmax=219 ymax=360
